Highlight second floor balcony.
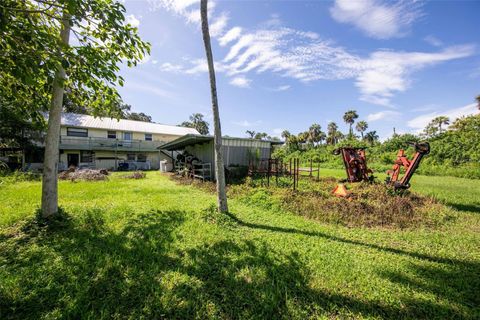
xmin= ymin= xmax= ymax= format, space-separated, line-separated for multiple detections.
xmin=59 ymin=136 xmax=166 ymax=152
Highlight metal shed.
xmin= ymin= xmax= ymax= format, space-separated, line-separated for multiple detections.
xmin=159 ymin=134 xmax=283 ymax=180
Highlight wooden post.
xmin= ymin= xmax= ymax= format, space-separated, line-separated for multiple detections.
xmin=317 ymin=161 xmax=320 ymax=181
xmin=293 ymin=158 xmax=296 ymax=191
xmin=297 ymin=158 xmax=300 ymax=190
xmin=310 ymin=158 xmax=313 ymax=177
xmin=267 ymin=159 xmax=271 ymax=187
xmin=289 ymin=158 xmax=292 ymax=176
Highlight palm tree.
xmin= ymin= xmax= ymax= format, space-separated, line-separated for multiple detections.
xmin=364 ymin=131 xmax=379 ymax=146
xmin=476 ymin=94 xmax=480 ymax=110
xmin=281 ymin=130 xmax=291 ymax=143
xmin=355 ymin=120 xmax=368 ymax=139
xmin=246 ymin=130 xmax=255 ymax=138
xmin=343 ymin=110 xmax=359 ymax=137
xmin=200 ymin=0 xmax=227 ymax=213
xmin=432 ymin=116 xmax=450 ymax=133
xmin=308 ymin=123 xmax=321 ymax=146
xmin=327 ymin=122 xmax=338 ymax=145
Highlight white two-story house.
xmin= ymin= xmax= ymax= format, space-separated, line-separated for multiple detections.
xmin=27 ymin=113 xmax=199 ymax=171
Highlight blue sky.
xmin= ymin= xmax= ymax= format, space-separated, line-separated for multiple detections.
xmin=118 ymin=0 xmax=480 ymax=139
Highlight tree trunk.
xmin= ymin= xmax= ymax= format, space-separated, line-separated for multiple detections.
xmin=200 ymin=0 xmax=228 ymax=213
xmin=41 ymin=13 xmax=71 ymax=218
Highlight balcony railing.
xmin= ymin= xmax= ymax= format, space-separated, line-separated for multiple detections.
xmin=59 ymin=136 xmax=166 ymax=152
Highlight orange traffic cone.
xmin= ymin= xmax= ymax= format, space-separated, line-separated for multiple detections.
xmin=332 ymin=184 xmax=349 ymax=197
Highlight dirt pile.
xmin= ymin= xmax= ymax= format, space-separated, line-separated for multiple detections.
xmin=59 ymin=168 xmax=109 ymax=181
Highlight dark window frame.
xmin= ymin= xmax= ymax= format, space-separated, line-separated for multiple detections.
xmin=145 ymin=133 xmax=152 ymax=141
xmin=126 ymin=154 xmax=136 ymax=161
xmin=107 ymin=131 xmax=117 ymax=139
xmin=123 ymin=132 xmax=132 ymax=140
xmin=67 ymin=127 xmax=88 ymax=137
xmin=137 ymin=154 xmax=147 ymax=162
xmin=80 ymin=151 xmax=94 ymax=163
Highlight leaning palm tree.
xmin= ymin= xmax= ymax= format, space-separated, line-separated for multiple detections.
xmin=355 ymin=120 xmax=368 ymax=139
xmin=200 ymin=0 xmax=227 ymax=213
xmin=343 ymin=110 xmax=359 ymax=137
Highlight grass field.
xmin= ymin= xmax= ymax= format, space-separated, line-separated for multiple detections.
xmin=1 ymin=172 xmax=479 ymax=319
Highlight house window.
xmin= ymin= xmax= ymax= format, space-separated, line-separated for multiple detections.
xmin=127 ymin=154 xmax=136 ymax=161
xmin=137 ymin=154 xmax=147 ymax=162
xmin=67 ymin=127 xmax=88 ymax=137
xmin=145 ymin=133 xmax=152 ymax=141
xmin=80 ymin=151 xmax=94 ymax=163
xmin=123 ymin=132 xmax=132 ymax=140
xmin=107 ymin=131 xmax=116 ymax=139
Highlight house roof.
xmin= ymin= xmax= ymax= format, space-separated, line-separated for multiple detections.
xmin=61 ymin=113 xmax=200 ymax=136
xmin=159 ymin=134 xmax=283 ymax=151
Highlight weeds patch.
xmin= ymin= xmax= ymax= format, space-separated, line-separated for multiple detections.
xmin=121 ymin=171 xmax=146 ymax=179
xmin=230 ymin=179 xmax=455 ymax=228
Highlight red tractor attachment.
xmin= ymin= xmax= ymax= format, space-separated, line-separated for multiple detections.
xmin=333 ymin=147 xmax=373 ymax=183
xmin=386 ymin=142 xmax=430 ymax=190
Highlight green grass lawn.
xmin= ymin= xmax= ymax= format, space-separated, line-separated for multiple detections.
xmin=1 ymin=172 xmax=479 ymax=319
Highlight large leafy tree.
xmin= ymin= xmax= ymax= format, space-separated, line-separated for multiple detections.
xmin=343 ymin=110 xmax=359 ymax=137
xmin=355 ymin=120 xmax=368 ymax=139
xmin=200 ymin=0 xmax=228 ymax=213
xmin=180 ymin=113 xmax=210 ymax=135
xmin=1 ymin=0 xmax=150 ymax=217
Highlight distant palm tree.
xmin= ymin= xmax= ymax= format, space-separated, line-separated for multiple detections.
xmin=201 ymin=0 xmax=227 ymax=213
xmin=327 ymin=122 xmax=338 ymax=145
xmin=343 ymin=110 xmax=359 ymax=137
xmin=355 ymin=120 xmax=368 ymax=139
xmin=432 ymin=116 xmax=450 ymax=133
xmin=476 ymin=94 xmax=480 ymax=110
xmin=281 ymin=130 xmax=291 ymax=141
xmin=364 ymin=131 xmax=379 ymax=146
xmin=308 ymin=123 xmax=321 ymax=146
xmin=246 ymin=130 xmax=255 ymax=138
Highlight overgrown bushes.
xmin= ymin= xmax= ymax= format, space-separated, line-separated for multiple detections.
xmin=273 ymin=114 xmax=480 ymax=180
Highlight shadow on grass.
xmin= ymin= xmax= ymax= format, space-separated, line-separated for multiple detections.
xmin=1 ymin=209 xmax=478 ymax=319
xmin=447 ymin=202 xmax=480 ymax=214
xmin=224 ymin=212 xmax=469 ymax=266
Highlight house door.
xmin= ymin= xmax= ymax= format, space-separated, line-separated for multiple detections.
xmin=67 ymin=154 xmax=79 ymax=167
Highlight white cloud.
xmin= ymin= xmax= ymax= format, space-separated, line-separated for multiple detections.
xmin=232 ymin=120 xmax=262 ymax=127
xmin=219 ymin=27 xmax=242 ymax=46
xmin=356 ymin=45 xmax=476 ymax=106
xmin=424 ymin=35 xmax=443 ymax=47
xmin=230 ymin=76 xmax=251 ymax=88
xmin=125 ymin=14 xmax=140 ymax=27
xmin=124 ymin=81 xmax=173 ymax=98
xmin=330 ymin=0 xmax=422 ymax=39
xmin=210 ymin=12 xmax=229 ymax=37
xmin=407 ymin=103 xmax=478 ymax=131
xmin=366 ymin=110 xmax=401 ymax=122
xmin=159 ymin=62 xmax=184 ymax=73
xmin=273 ymin=85 xmax=291 ymax=91
xmin=154 ymin=3 xmax=475 ymax=106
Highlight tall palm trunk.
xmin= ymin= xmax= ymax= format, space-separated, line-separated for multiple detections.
xmin=200 ymin=0 xmax=228 ymax=213
xmin=41 ymin=13 xmax=70 ymax=218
